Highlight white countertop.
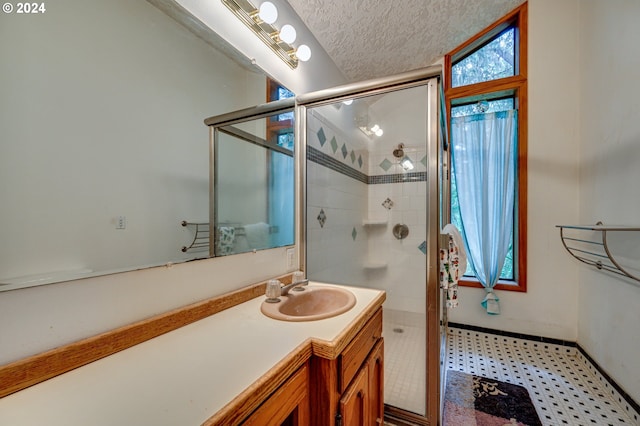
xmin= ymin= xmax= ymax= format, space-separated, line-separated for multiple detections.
xmin=0 ymin=282 xmax=383 ymax=425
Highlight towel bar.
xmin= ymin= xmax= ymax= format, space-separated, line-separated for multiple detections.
xmin=556 ymin=222 xmax=640 ymax=282
xmin=181 ymin=221 xmax=210 ymax=253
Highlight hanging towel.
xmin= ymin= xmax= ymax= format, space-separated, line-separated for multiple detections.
xmin=442 ymin=223 xmax=467 ymax=273
xmin=217 ymin=226 xmax=236 ymax=255
xmin=244 ymin=222 xmax=270 ymax=249
xmin=440 ymin=234 xmax=459 ymax=308
xmin=440 ymin=224 xmax=468 ymax=309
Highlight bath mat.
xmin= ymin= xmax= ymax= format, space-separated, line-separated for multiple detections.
xmin=443 ymin=370 xmax=542 ymax=426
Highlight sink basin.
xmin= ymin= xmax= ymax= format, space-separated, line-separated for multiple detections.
xmin=260 ymin=286 xmax=356 ymax=322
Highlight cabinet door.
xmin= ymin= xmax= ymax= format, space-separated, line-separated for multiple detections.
xmin=339 ymin=366 xmax=369 ymax=426
xmin=367 ymin=339 xmax=384 ymax=425
xmin=243 ymin=363 xmax=309 ymax=426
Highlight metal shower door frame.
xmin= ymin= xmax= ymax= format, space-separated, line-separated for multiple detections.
xmin=295 ymin=66 xmax=443 ymax=425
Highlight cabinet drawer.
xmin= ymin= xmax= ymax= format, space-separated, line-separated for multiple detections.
xmin=339 ymin=308 xmax=382 ymax=392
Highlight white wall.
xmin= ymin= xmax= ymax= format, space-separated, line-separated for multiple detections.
xmin=0 ymin=0 xmax=295 ymax=365
xmin=577 ymin=0 xmax=640 ymax=402
xmin=448 ymin=0 xmax=581 ymax=341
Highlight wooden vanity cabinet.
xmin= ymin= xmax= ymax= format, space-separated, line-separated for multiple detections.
xmin=340 ymin=339 xmax=384 ymax=425
xmin=242 ymin=363 xmax=309 ymax=426
xmin=311 ymin=307 xmax=384 ymax=426
xmin=239 ymin=307 xmax=383 ymax=426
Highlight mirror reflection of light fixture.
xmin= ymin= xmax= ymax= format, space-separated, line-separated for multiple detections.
xmin=401 ymin=156 xmax=414 ymax=171
xmin=222 ymin=0 xmax=312 ymax=69
xmin=370 ymin=124 xmax=383 ymax=137
xmin=358 ymin=124 xmax=384 ymax=137
xmin=355 ymin=114 xmax=383 ymax=137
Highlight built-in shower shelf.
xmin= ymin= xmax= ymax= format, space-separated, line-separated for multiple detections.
xmin=556 ymin=222 xmax=640 ymax=282
xmin=363 ymin=219 xmax=388 ymax=227
xmin=363 ymin=261 xmax=388 ymax=270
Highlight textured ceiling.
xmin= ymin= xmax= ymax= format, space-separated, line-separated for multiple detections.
xmin=285 ymin=0 xmax=526 ymax=82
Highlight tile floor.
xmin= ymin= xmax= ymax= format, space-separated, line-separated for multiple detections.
xmin=382 ymin=311 xmax=638 ymax=426
xmin=446 ymin=327 xmax=639 ymax=426
xmin=383 ymin=308 xmax=426 ymax=416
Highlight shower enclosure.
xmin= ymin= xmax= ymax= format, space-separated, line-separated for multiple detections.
xmin=296 ymin=67 xmax=446 ymax=425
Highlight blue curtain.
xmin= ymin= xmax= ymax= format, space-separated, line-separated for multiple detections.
xmin=451 ymin=110 xmax=517 ymax=315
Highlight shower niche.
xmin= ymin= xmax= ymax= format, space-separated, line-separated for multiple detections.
xmin=298 ymin=68 xmax=444 ymax=424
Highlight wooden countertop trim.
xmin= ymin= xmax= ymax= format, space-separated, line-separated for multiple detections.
xmin=202 ymin=341 xmax=313 ymax=426
xmin=0 ymin=273 xmax=293 ymax=399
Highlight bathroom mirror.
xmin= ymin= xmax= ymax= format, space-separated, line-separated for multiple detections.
xmin=0 ymin=0 xmax=275 ymax=291
xmin=213 ymin=109 xmax=295 ymax=256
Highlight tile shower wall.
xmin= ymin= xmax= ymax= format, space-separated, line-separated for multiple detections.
xmin=366 ymin=144 xmax=428 ymax=314
xmin=306 ymin=113 xmax=369 ymax=285
xmin=306 ymin=112 xmax=427 ymax=315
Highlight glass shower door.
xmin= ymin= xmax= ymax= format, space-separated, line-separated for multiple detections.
xmin=297 ymin=69 xmax=442 ymax=424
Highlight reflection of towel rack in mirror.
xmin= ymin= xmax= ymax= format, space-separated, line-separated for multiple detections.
xmin=556 ymin=222 xmax=640 ymax=282
xmin=181 ymin=221 xmax=210 ymax=253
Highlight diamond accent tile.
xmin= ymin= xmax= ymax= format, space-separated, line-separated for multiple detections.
xmin=379 ymin=158 xmax=393 ymax=172
xmin=358 ymin=155 xmax=363 ymax=168
xmin=352 ymin=227 xmax=357 ymax=241
xmin=421 ymin=155 xmax=427 ymax=167
xmin=382 ymin=197 xmax=394 ymax=210
xmin=317 ymin=208 xmax=326 ymax=228
xmin=330 ymin=136 xmax=338 ymax=153
xmin=341 ymin=143 xmax=348 ymax=159
xmin=350 ymin=150 xmax=356 ymax=163
xmin=418 ymin=241 xmax=427 ymax=254
xmin=317 ymin=127 xmax=326 ymax=146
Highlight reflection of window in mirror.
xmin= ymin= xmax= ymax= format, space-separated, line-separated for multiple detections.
xmin=212 ymin=80 xmax=295 ymax=256
xmin=267 ymin=79 xmax=295 ymax=150
xmin=265 ymin=79 xmax=295 ymax=250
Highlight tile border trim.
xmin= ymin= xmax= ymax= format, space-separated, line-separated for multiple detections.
xmin=307 ymin=146 xmax=427 ymax=185
xmin=307 ymin=146 xmax=367 ymax=184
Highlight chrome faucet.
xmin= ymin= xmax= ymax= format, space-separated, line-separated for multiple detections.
xmin=280 ymin=279 xmax=309 ymax=296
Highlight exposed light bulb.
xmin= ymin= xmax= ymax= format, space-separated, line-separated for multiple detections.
xmin=375 ymin=128 xmax=384 ymax=137
xmin=258 ymin=2 xmax=278 ymax=24
xmin=296 ymin=44 xmax=311 ymax=61
xmin=279 ymin=24 xmax=296 ymax=44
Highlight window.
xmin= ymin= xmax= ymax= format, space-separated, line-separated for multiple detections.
xmin=267 ymin=79 xmax=295 ymax=150
xmin=266 ymin=79 xmax=295 ymax=248
xmin=444 ymin=3 xmax=527 ymax=292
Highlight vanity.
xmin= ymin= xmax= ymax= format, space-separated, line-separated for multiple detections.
xmin=0 ymin=281 xmax=385 ymax=426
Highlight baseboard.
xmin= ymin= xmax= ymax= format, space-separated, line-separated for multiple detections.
xmin=448 ymin=322 xmax=639 ymax=423
xmin=575 ymin=345 xmax=640 ymax=423
xmin=448 ymin=321 xmax=576 ymax=347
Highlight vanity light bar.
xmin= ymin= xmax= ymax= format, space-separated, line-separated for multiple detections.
xmin=222 ymin=0 xmax=299 ymax=69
